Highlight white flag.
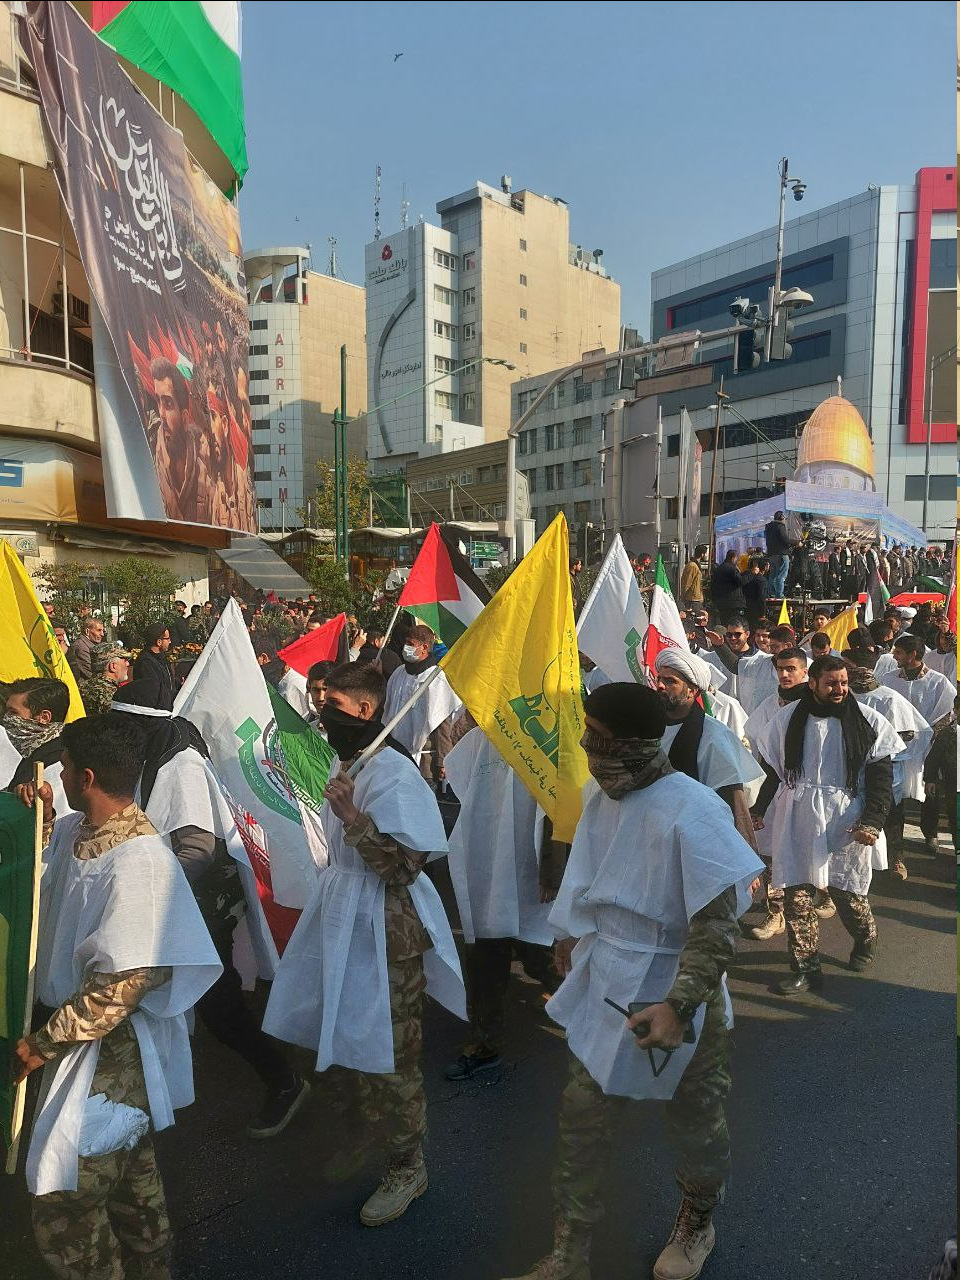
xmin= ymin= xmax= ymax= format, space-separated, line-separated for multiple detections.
xmin=174 ymin=599 xmax=323 ymax=910
xmin=576 ymin=533 xmax=649 ymax=683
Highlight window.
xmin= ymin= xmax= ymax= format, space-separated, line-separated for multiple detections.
xmin=519 ymin=342 xmax=527 ymax=354
xmin=462 ymin=287 xmax=476 ymax=306
xmin=462 ymin=322 xmax=477 ymax=340
xmin=463 ymin=392 xmax=476 ymax=411
xmin=519 ymin=307 xmax=527 ymax=320
xmin=435 ymin=390 xmax=458 ymax=412
xmin=525 ymin=468 xmax=537 ymax=493
xmin=544 ymin=463 xmax=564 ymax=491
xmin=248 ymin=344 xmax=268 ymax=357
xmin=253 ymin=470 xmax=272 ymax=481
xmin=555 ymin=381 xmax=566 ymax=406
xmin=930 ymin=238 xmax=958 ymax=289
xmin=462 ymin=251 xmax=476 ymax=271
xmin=434 ymin=249 xmax=457 ymax=270
xmin=259 ymin=498 xmax=273 ymax=508
xmin=519 ymin=273 xmax=528 ymax=286
xmin=434 ymin=319 xmax=456 ymax=339
xmin=249 ymin=394 xmax=269 ymax=405
xmin=477 ymin=465 xmax=492 ymax=484
xmin=573 ymin=501 xmax=592 ymax=527
xmin=493 ymin=463 xmax=506 ymax=481
xmin=434 ymin=283 xmax=456 ymax=305
xmin=491 ymin=502 xmax=505 ymax=519
xmin=544 ymin=423 xmax=564 ymax=451
xmin=573 ymin=459 xmax=593 ymax=487
xmin=667 ymin=256 xmax=835 ymax=330
xmin=519 ymin=238 xmax=527 ymax=252
xmin=574 ymin=377 xmax=593 ymax=403
xmin=905 ymin=474 xmax=956 ymax=501
xmin=252 ymin=443 xmax=270 ymax=455
xmin=249 ymin=369 xmax=269 ymax=381
xmin=572 ymin=417 xmax=592 ymax=446
xmin=252 ymin=418 xmax=271 ymax=432
xmin=434 ymin=355 xmax=458 ymax=374
xmin=250 ymin=318 xmax=268 ymax=331
xmin=517 ymin=427 xmax=537 ymax=455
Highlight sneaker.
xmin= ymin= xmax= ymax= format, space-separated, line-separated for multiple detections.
xmin=653 ymin=1198 xmax=716 ymax=1280
xmin=246 ymin=1074 xmax=310 ymax=1139
xmin=889 ymin=858 xmax=908 ymax=880
xmin=444 ymin=1049 xmax=503 ymax=1081
xmin=748 ymin=913 xmax=785 ymax=940
xmin=814 ymin=895 xmax=837 ymax=919
xmin=359 ymin=1157 xmax=428 ymax=1226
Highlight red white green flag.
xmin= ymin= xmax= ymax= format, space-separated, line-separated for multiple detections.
xmin=642 ymin=554 xmax=690 ymax=680
xmin=400 ymin=524 xmax=489 ymax=649
xmin=90 ymin=1 xmax=247 ymax=181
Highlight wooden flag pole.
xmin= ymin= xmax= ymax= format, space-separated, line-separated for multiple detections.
xmin=5 ymin=762 xmax=45 ymax=1176
xmin=346 ymin=665 xmax=444 ymax=780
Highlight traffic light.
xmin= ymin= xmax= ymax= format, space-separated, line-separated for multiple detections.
xmin=576 ymin=523 xmax=588 ymax=563
xmin=769 ymin=311 xmax=794 ymax=361
xmin=735 ymin=325 xmax=764 ymax=373
xmin=586 ymin=522 xmax=604 ymax=566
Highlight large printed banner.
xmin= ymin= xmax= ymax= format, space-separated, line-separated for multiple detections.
xmin=22 ymin=1 xmax=257 ymax=532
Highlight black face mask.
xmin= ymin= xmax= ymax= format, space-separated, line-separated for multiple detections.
xmin=319 ymin=704 xmax=382 ymax=760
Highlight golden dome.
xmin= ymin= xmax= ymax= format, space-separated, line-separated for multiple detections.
xmin=796 ymin=396 xmax=875 ymax=478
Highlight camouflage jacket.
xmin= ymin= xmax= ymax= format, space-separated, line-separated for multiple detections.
xmin=30 ymin=804 xmax=172 ymax=1063
xmin=664 ymin=885 xmax=739 ymax=1023
xmin=342 ymin=811 xmax=431 ymax=963
xmin=78 ymin=675 xmax=120 ymax=716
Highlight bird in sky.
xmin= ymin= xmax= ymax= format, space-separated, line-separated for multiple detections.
xmin=393 ymin=52 xmax=403 ymax=61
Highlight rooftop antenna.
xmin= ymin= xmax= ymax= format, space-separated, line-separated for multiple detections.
xmin=373 ymin=163 xmax=382 ymax=241
xmin=327 ymin=236 xmax=342 ymax=279
xmin=400 ymin=181 xmax=410 ymax=231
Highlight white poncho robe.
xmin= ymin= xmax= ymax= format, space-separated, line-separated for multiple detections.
xmin=444 ymin=727 xmax=553 ymax=947
xmin=383 ymin=665 xmax=462 ymax=764
xmin=708 ymin=687 xmax=750 ymax=744
xmin=27 ymin=815 xmax=221 ymax=1195
xmin=735 ymin=652 xmax=779 ymax=715
xmin=546 ymin=773 xmax=762 ymax=1101
xmin=755 ymin=702 xmax=904 ymax=897
xmin=855 ymin=684 xmax=932 ymax=804
xmin=263 ymin=747 xmax=466 ymax=1074
xmin=662 ymin=714 xmax=765 ymax=800
xmin=879 ymin=668 xmax=955 ymax=736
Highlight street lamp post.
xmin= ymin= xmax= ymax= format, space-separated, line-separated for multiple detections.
xmin=765 ymin=157 xmax=806 ymax=361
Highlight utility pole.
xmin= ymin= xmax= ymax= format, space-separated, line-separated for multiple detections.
xmin=766 ymin=157 xmax=806 ymax=361
xmin=339 ymin=344 xmax=349 ymax=576
xmin=707 ymin=377 xmax=727 ymax=558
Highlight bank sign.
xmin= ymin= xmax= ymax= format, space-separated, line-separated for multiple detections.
xmin=367 ymin=241 xmax=409 ymax=287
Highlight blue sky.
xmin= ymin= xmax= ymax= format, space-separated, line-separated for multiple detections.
xmin=239 ymin=0 xmax=954 ymax=328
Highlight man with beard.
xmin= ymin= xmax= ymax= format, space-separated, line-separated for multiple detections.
xmin=924 ymin=627 xmax=958 ymax=685
xmin=702 ymin=616 xmax=772 ymax=713
xmin=66 ymin=615 xmax=106 ymax=682
xmin=131 ymin=623 xmax=175 ymax=711
xmin=78 ymin=644 xmax=132 ymax=715
xmin=653 ymin=649 xmax=763 ymax=853
xmin=151 ymin=357 xmax=212 ymax=525
xmin=264 ymin=662 xmax=464 ymax=1227
xmin=753 ymin=657 xmax=902 ymax=994
xmin=501 ymin=684 xmax=761 ymax=1280
xmin=5 ymin=678 xmax=73 ymax=817
xmin=382 ymin=624 xmax=461 ymax=786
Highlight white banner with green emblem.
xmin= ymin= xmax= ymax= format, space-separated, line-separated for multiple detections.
xmin=576 ymin=533 xmax=649 ymax=684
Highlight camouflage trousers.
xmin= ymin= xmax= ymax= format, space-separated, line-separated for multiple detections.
xmin=784 ymin=883 xmax=876 ymax=973
xmin=552 ymin=986 xmax=732 ymax=1228
xmin=32 ymin=1022 xmax=171 ymax=1280
xmin=355 ymin=954 xmax=427 ymax=1163
xmin=464 ymin=937 xmax=557 ymax=1054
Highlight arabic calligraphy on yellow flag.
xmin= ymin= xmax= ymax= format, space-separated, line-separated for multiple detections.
xmin=0 ymin=540 xmax=84 ymax=721
xmin=817 ymin=603 xmax=859 ymax=655
xmin=440 ymin=514 xmax=588 ymax=842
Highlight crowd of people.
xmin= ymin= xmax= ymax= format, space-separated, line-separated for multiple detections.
xmin=3 ymin=548 xmax=955 ymax=1280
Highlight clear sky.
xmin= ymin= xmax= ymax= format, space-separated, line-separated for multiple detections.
xmin=239 ymin=0 xmax=954 ymax=329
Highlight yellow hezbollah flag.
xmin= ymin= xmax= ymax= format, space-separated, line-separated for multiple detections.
xmin=817 ymin=603 xmax=858 ymax=654
xmin=441 ymin=514 xmax=589 ymax=843
xmin=0 ymin=540 xmax=84 ymax=720
xmin=777 ymin=598 xmax=792 ymax=627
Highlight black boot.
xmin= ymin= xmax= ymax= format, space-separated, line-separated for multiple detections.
xmin=849 ymin=939 xmax=877 ymax=972
xmin=778 ymin=969 xmax=823 ymax=995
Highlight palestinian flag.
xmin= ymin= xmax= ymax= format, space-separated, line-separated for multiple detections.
xmin=278 ymin=613 xmax=350 ymax=677
xmin=0 ymin=792 xmax=35 ymax=1150
xmin=863 ymin=566 xmax=890 ymax=625
xmin=91 ymin=1 xmax=247 ymax=181
xmin=642 ymin=554 xmax=690 ymax=682
xmin=400 ymin=524 xmax=489 ymax=649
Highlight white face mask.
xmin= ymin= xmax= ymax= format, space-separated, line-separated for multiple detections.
xmin=403 ymin=644 xmax=421 ymax=662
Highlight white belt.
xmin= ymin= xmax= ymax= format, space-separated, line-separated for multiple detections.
xmin=596 ymin=933 xmax=682 ymax=955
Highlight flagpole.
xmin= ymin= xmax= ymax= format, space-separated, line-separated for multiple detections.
xmin=6 ymin=762 xmax=44 ymax=1176
xmin=374 ymin=604 xmax=402 ymax=668
xmin=346 ymin=666 xmax=444 ymax=779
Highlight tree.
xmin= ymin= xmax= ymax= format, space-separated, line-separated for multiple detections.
xmin=32 ymin=561 xmax=98 ymax=630
xmin=301 ymin=554 xmax=354 ymax=616
xmin=100 ymin=557 xmax=185 ymax=646
xmin=301 ymin=457 xmax=371 ymax=532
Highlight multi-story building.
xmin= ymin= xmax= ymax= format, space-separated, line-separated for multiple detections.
xmin=245 ymin=248 xmax=366 ymax=530
xmin=0 ymin=1 xmax=241 ymax=597
xmin=648 ymin=167 xmax=957 ymax=542
xmin=366 ymin=177 xmax=620 ymax=475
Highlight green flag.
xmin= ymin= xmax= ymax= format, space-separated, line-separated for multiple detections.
xmin=0 ymin=792 xmax=36 ymax=1149
xmin=266 ymin=685 xmax=336 ymax=819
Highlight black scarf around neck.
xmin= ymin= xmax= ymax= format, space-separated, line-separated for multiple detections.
xmin=666 ymin=701 xmax=706 ymax=782
xmin=783 ymin=689 xmax=876 ymax=791
xmin=778 ymin=684 xmax=806 ymax=705
xmin=403 ymin=654 xmax=437 ymax=677
xmin=134 ymin=715 xmax=210 ymax=808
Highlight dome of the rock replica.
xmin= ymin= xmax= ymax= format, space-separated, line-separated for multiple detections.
xmin=794 ymin=395 xmax=876 ymax=492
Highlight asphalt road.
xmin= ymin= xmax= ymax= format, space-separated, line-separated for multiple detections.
xmin=4 ymin=821 xmax=956 ymax=1280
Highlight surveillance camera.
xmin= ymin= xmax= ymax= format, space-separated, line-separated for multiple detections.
xmin=778 ymin=286 xmax=814 ymax=308
xmin=791 ymin=181 xmax=806 ymax=202
xmin=729 ymin=296 xmax=751 ymax=318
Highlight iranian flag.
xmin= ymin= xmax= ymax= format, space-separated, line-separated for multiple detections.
xmin=642 ymin=554 xmax=690 ymax=681
xmin=400 ymin=523 xmax=489 ymax=649
xmin=90 ymin=1 xmax=247 ymax=181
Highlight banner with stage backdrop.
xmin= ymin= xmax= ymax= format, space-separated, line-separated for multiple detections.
xmin=22 ymin=0 xmax=256 ymax=533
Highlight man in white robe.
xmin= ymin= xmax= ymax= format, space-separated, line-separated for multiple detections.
xmin=14 ymin=713 xmax=220 ymax=1278
xmin=502 ymin=684 xmax=762 ymax=1280
xmin=382 ymin=624 xmax=461 ymax=785
xmin=924 ymin=628 xmax=957 ymax=685
xmin=754 ymin=656 xmax=903 ymax=995
xmin=264 ymin=661 xmax=465 ymax=1228
xmin=879 ymin=634 xmax=956 ymax=852
xmin=701 ymin=617 xmax=774 ymax=713
xmin=442 ymin=725 xmax=561 ymax=1082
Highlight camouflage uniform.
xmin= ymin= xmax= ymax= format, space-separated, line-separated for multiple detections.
xmin=29 ymin=805 xmax=174 ymax=1280
xmin=783 ymin=883 xmax=876 ymax=974
xmin=342 ymin=806 xmax=432 ymax=1163
xmin=77 ymin=676 xmax=121 ymax=716
xmin=551 ymin=887 xmax=738 ymax=1224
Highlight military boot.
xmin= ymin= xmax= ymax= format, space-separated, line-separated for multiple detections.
xmin=653 ymin=1198 xmax=716 ymax=1280
xmin=501 ymin=1218 xmax=592 ymax=1279
xmin=359 ymin=1153 xmax=428 ymax=1226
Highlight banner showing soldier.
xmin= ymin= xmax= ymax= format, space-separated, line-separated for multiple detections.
xmin=22 ymin=1 xmax=257 ymax=533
